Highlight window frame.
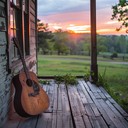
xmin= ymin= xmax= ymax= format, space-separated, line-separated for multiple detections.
xmin=9 ymin=0 xmax=30 ymax=68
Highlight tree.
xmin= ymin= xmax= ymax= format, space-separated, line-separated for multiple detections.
xmin=82 ymin=36 xmax=91 ymax=56
xmin=53 ymin=31 xmax=70 ymax=55
xmin=111 ymin=0 xmax=128 ymax=33
xmin=97 ymin=36 xmax=108 ymax=54
xmin=37 ymin=20 xmax=53 ymax=54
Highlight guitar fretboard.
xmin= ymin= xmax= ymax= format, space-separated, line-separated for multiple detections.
xmin=13 ymin=37 xmax=31 ymax=80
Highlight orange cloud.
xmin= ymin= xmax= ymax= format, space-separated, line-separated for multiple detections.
xmin=105 ymin=21 xmax=119 ymax=24
xmin=67 ymin=24 xmax=90 ymax=33
xmin=97 ymin=28 xmax=126 ymax=35
xmin=38 ymin=9 xmax=126 ymax=35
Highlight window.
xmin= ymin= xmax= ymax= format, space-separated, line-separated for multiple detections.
xmin=0 ymin=0 xmax=7 ymax=54
xmin=10 ymin=0 xmax=29 ymax=63
xmin=10 ymin=0 xmax=21 ymax=60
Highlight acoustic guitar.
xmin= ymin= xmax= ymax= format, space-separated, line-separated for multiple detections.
xmin=12 ymin=37 xmax=49 ymax=117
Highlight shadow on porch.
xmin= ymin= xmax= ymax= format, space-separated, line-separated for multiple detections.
xmin=3 ymin=79 xmax=128 ymax=128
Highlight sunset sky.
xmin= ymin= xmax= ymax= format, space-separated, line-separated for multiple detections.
xmin=37 ymin=0 xmax=126 ymax=35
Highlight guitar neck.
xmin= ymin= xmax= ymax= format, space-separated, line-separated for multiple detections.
xmin=21 ymin=56 xmax=31 ymax=80
xmin=13 ymin=37 xmax=30 ymax=80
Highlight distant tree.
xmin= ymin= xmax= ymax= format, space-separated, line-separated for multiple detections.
xmin=54 ymin=31 xmax=70 ymax=55
xmin=81 ymin=36 xmax=91 ymax=56
xmin=118 ymin=35 xmax=127 ymax=59
xmin=82 ymin=43 xmax=91 ymax=56
xmin=111 ymin=0 xmax=128 ymax=60
xmin=37 ymin=19 xmax=53 ymax=54
xmin=111 ymin=0 xmax=128 ymax=33
xmin=97 ymin=36 xmax=108 ymax=53
xmin=55 ymin=29 xmax=63 ymax=33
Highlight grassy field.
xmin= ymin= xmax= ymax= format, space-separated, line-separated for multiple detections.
xmin=37 ymin=55 xmax=128 ymax=76
xmin=37 ymin=55 xmax=128 ymax=112
xmin=37 ymin=55 xmax=91 ymax=76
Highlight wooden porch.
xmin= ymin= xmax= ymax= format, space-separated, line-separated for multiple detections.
xmin=3 ymin=79 xmax=128 ymax=128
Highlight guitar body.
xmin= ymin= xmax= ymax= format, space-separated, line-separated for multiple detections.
xmin=12 ymin=71 xmax=49 ymax=117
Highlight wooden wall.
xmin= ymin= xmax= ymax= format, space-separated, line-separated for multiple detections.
xmin=0 ymin=0 xmax=10 ymax=127
xmin=29 ymin=0 xmax=37 ymax=72
xmin=0 ymin=0 xmax=37 ymax=127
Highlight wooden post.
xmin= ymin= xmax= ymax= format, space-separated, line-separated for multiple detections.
xmin=90 ymin=0 xmax=98 ymax=83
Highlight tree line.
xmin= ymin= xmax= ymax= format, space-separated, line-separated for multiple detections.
xmin=37 ymin=23 xmax=128 ymax=57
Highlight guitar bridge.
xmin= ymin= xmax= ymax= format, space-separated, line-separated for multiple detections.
xmin=28 ymin=91 xmax=39 ymax=97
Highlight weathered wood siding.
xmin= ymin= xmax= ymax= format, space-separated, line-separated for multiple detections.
xmin=0 ymin=0 xmax=10 ymax=127
xmin=0 ymin=45 xmax=11 ymax=126
xmin=0 ymin=0 xmax=37 ymax=127
xmin=29 ymin=0 xmax=37 ymax=72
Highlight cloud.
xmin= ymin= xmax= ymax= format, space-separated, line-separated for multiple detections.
xmin=105 ymin=21 xmax=119 ymax=25
xmin=67 ymin=24 xmax=90 ymax=33
xmin=37 ymin=0 xmax=126 ymax=35
xmin=38 ymin=11 xmax=90 ymax=26
xmin=38 ymin=0 xmax=89 ymax=16
xmin=38 ymin=0 xmax=118 ymax=16
xmin=96 ymin=0 xmax=118 ymax=10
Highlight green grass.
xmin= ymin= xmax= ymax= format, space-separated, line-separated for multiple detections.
xmin=37 ymin=55 xmax=128 ymax=76
xmin=37 ymin=54 xmax=128 ymax=112
xmin=37 ymin=55 xmax=91 ymax=76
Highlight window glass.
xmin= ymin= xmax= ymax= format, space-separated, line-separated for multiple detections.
xmin=10 ymin=0 xmax=22 ymax=61
xmin=10 ymin=0 xmax=30 ymax=62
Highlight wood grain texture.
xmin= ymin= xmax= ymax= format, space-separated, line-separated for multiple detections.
xmin=3 ymin=79 xmax=128 ymax=128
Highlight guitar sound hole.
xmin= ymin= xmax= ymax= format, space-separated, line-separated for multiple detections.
xmin=26 ymin=79 xmax=33 ymax=87
xmin=26 ymin=79 xmax=40 ymax=93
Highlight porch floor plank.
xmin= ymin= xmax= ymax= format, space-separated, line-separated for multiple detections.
xmin=3 ymin=79 xmax=128 ymax=128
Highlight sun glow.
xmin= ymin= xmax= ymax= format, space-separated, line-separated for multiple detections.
xmin=38 ymin=18 xmax=126 ymax=35
xmin=53 ymin=25 xmax=62 ymax=30
xmin=67 ymin=24 xmax=90 ymax=33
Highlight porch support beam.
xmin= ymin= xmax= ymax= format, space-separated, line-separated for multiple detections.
xmin=90 ymin=0 xmax=98 ymax=83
